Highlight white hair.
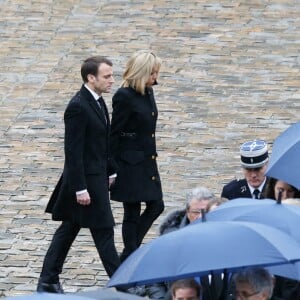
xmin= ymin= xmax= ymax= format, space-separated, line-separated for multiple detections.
xmin=186 ymin=187 xmax=215 ymax=209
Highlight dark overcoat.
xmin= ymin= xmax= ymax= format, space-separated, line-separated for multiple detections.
xmin=45 ymin=85 xmax=116 ymax=228
xmin=221 ymin=178 xmax=268 ymax=200
xmin=110 ymin=86 xmax=163 ymax=203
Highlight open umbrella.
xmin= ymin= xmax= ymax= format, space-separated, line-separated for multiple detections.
xmin=196 ymin=198 xmax=300 ymax=280
xmin=76 ymin=288 xmax=145 ymax=299
xmin=204 ymin=198 xmax=300 ymax=241
xmin=107 ymin=221 xmax=300 ymax=288
xmin=206 ymin=197 xmax=275 ymax=211
xmin=5 ymin=289 xmax=144 ymax=300
xmin=266 ymin=121 xmax=300 ymax=189
xmin=5 ymin=294 xmax=93 ymax=300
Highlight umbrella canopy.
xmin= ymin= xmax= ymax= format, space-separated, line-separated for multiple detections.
xmin=197 ymin=198 xmax=300 ymax=280
xmin=5 ymin=289 xmax=144 ymax=300
xmin=204 ymin=198 xmax=300 ymax=241
xmin=207 ymin=197 xmax=275 ymax=210
xmin=267 ymin=261 xmax=300 ymax=281
xmin=108 ymin=221 xmax=300 ymax=288
xmin=76 ymin=288 xmax=145 ymax=299
xmin=266 ymin=121 xmax=300 ymax=189
xmin=5 ymin=293 xmax=93 ymax=300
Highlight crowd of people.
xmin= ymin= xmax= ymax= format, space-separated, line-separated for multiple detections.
xmin=37 ymin=51 xmax=165 ymax=294
xmin=169 ymin=267 xmax=275 ymax=300
xmin=35 ymin=51 xmax=300 ymax=299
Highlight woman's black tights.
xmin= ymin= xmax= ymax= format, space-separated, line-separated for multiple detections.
xmin=120 ymin=200 xmax=164 ymax=262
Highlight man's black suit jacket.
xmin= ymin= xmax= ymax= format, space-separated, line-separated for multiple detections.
xmin=46 ymin=85 xmax=116 ymax=229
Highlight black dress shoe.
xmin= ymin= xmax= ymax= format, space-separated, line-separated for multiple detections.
xmin=37 ymin=281 xmax=64 ymax=294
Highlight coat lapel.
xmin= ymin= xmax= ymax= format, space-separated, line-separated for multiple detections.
xmin=81 ymin=85 xmax=108 ymax=126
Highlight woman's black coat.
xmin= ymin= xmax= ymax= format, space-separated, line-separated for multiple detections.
xmin=110 ymin=86 xmax=163 ymax=203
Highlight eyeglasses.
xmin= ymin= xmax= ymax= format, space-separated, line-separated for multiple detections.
xmin=187 ymin=209 xmax=203 ymax=215
xmin=233 ymin=290 xmax=260 ymax=299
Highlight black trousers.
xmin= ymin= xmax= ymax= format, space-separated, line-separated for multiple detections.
xmin=120 ymin=200 xmax=164 ymax=262
xmin=39 ymin=221 xmax=120 ymax=283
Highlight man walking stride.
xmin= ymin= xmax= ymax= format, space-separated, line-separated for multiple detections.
xmin=37 ymin=56 xmax=120 ymax=293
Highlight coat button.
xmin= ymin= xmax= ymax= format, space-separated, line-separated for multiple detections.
xmin=151 ymin=155 xmax=155 ymax=160
xmin=152 ymin=133 xmax=155 ymax=137
xmin=152 ymin=112 xmax=155 ymax=116
xmin=152 ymin=176 xmax=156 ymax=180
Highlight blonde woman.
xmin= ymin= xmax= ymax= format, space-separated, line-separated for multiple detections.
xmin=110 ymin=50 xmax=164 ymax=262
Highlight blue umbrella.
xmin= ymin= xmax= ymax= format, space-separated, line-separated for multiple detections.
xmin=266 ymin=121 xmax=300 ymax=189
xmin=5 ymin=293 xmax=93 ymax=300
xmin=76 ymin=288 xmax=145 ymax=299
xmin=107 ymin=221 xmax=300 ymax=288
xmin=207 ymin=197 xmax=275 ymax=210
xmin=267 ymin=261 xmax=300 ymax=281
xmin=5 ymin=289 xmax=144 ymax=300
xmin=203 ymin=198 xmax=300 ymax=241
xmin=197 ymin=198 xmax=300 ymax=279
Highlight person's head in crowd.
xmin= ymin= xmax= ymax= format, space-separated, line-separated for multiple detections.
xmin=186 ymin=187 xmax=215 ymax=222
xmin=171 ymin=278 xmax=201 ymax=300
xmin=263 ymin=177 xmax=300 ymax=201
xmin=233 ymin=267 xmax=274 ymax=300
xmin=206 ymin=197 xmax=228 ymax=213
xmin=121 ymin=50 xmax=162 ymax=94
xmin=81 ymin=56 xmax=114 ymax=95
xmin=240 ymin=140 xmax=269 ymax=189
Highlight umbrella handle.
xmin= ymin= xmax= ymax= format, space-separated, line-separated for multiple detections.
xmin=276 ymin=190 xmax=283 ymax=204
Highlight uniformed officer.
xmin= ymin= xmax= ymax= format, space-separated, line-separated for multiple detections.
xmin=221 ymin=140 xmax=269 ymax=200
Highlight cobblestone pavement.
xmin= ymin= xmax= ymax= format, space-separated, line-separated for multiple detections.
xmin=0 ymin=0 xmax=299 ymax=296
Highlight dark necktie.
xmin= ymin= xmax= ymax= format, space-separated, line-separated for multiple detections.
xmin=253 ymin=189 xmax=260 ymax=199
xmin=97 ymin=97 xmax=107 ymax=123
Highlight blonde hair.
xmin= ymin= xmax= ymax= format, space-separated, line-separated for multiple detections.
xmin=121 ymin=50 xmax=162 ymax=94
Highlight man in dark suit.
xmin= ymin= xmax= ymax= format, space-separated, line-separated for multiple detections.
xmin=221 ymin=140 xmax=269 ymax=200
xmin=37 ymin=56 xmax=120 ymax=293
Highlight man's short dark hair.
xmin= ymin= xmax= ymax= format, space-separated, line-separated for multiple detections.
xmin=171 ymin=278 xmax=201 ymax=297
xmin=81 ymin=56 xmax=113 ymax=83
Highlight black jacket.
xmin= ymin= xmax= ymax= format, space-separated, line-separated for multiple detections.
xmin=158 ymin=209 xmax=189 ymax=235
xmin=46 ymin=85 xmax=116 ymax=228
xmin=221 ymin=178 xmax=268 ymax=200
xmin=110 ymin=86 xmax=163 ymax=203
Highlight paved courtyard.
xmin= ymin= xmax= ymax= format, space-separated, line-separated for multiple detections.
xmin=0 ymin=0 xmax=299 ymax=296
